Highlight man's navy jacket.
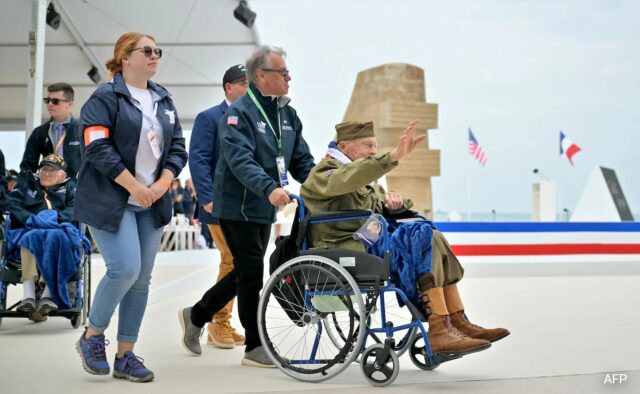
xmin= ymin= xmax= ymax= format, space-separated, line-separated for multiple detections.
xmin=212 ymin=84 xmax=315 ymax=224
xmin=189 ymin=100 xmax=228 ymax=225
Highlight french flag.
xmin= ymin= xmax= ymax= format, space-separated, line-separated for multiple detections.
xmin=560 ymin=131 xmax=581 ymax=165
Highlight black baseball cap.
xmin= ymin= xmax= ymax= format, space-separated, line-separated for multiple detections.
xmin=223 ymin=64 xmax=247 ymax=85
xmin=39 ymin=154 xmax=67 ymax=172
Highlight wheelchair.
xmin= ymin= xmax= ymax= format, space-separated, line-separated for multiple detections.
xmin=0 ymin=214 xmax=91 ymax=329
xmin=258 ymin=195 xmax=459 ymax=387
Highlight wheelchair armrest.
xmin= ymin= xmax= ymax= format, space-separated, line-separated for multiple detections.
xmin=308 ymin=210 xmax=373 ymax=224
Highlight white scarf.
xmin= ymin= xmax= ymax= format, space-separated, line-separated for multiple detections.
xmin=325 ymin=141 xmax=377 ymax=187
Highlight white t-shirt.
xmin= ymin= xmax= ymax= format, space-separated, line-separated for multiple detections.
xmin=126 ymin=83 xmax=164 ymax=206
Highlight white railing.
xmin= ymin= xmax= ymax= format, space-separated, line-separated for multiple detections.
xmin=161 ymin=214 xmax=200 ymax=251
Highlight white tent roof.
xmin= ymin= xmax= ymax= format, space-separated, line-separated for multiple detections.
xmin=0 ymin=0 xmax=260 ymax=131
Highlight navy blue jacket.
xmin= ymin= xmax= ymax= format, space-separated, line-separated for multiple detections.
xmin=6 ymin=171 xmax=75 ymax=229
xmin=20 ymin=117 xmax=82 ymax=182
xmin=189 ymin=100 xmax=228 ymax=225
xmin=74 ymin=73 xmax=188 ymax=232
xmin=212 ymin=84 xmax=315 ymax=224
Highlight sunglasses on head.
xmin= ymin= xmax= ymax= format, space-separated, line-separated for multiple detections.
xmin=128 ymin=46 xmax=163 ymax=59
xmin=43 ymin=97 xmax=69 ymax=105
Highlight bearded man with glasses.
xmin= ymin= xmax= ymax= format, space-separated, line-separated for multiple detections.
xmin=19 ymin=83 xmax=81 ymax=185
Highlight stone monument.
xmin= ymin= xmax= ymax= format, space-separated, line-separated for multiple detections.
xmin=342 ymin=63 xmax=440 ymax=217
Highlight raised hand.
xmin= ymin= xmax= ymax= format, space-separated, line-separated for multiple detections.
xmin=389 ymin=120 xmax=426 ymax=163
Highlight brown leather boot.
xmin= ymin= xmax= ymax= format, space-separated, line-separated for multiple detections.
xmin=450 ymin=311 xmax=510 ymax=343
xmin=423 ymin=288 xmax=491 ymax=356
xmin=443 ymin=283 xmax=510 ymax=343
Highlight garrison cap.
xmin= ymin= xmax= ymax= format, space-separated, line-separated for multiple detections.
xmin=335 ymin=121 xmax=375 ymax=142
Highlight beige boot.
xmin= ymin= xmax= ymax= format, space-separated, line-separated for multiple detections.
xmin=444 ymin=284 xmax=510 ymax=343
xmin=207 ymin=321 xmax=235 ymax=349
xmin=423 ymin=288 xmax=491 ymax=356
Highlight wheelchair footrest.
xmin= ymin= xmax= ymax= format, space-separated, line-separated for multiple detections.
xmin=430 ymin=352 xmax=463 ymax=365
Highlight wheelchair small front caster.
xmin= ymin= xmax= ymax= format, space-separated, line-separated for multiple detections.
xmin=70 ymin=314 xmax=81 ymax=328
xmin=360 ymin=344 xmax=399 ymax=386
xmin=408 ymin=333 xmax=441 ymax=370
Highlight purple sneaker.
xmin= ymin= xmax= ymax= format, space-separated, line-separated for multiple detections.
xmin=75 ymin=329 xmax=110 ymax=375
xmin=113 ymin=351 xmax=154 ymax=382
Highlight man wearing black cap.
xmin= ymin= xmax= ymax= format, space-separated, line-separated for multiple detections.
xmin=187 ymin=64 xmax=248 ymax=349
xmin=5 ymin=154 xmax=76 ymax=317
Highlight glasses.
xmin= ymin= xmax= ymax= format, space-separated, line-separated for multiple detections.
xmin=260 ymin=68 xmax=290 ymax=77
xmin=39 ymin=166 xmax=62 ymax=174
xmin=231 ymin=79 xmax=249 ymax=86
xmin=43 ymin=97 xmax=70 ymax=105
xmin=127 ymin=46 xmax=163 ymax=59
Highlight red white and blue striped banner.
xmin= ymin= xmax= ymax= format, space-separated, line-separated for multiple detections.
xmin=434 ymin=222 xmax=640 ymax=256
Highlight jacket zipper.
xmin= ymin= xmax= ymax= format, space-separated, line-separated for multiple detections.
xmin=240 ymin=187 xmax=248 ymax=221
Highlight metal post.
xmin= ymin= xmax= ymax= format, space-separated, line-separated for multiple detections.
xmin=25 ymin=0 xmax=48 ymax=141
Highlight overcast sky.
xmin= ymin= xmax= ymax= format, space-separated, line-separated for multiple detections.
xmin=250 ymin=0 xmax=639 ymax=215
xmin=2 ymin=0 xmax=637 ymax=217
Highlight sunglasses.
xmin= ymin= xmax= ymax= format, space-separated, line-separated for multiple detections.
xmin=128 ymin=46 xmax=163 ymax=59
xmin=43 ymin=97 xmax=70 ymax=105
xmin=260 ymin=68 xmax=290 ymax=77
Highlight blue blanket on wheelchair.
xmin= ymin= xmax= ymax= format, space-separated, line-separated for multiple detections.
xmin=7 ymin=210 xmax=91 ymax=309
xmin=369 ymin=219 xmax=435 ymax=305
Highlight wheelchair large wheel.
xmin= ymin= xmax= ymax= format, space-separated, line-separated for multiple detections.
xmin=258 ymin=255 xmax=367 ymax=383
xmin=0 ymin=281 xmax=6 ymax=328
xmin=82 ymin=254 xmax=91 ymax=326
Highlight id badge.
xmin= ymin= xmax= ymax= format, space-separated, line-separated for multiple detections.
xmin=353 ymin=214 xmax=384 ymax=247
xmin=147 ymin=130 xmax=162 ymax=159
xmin=276 ymin=155 xmax=289 ymax=186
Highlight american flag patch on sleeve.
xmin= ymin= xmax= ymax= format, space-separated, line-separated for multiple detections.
xmin=227 ymin=115 xmax=239 ymax=126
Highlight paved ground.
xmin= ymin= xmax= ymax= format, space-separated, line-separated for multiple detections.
xmin=1 ymin=248 xmax=638 ymax=394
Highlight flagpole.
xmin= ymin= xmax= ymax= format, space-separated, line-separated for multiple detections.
xmin=466 ymin=148 xmax=471 ymax=221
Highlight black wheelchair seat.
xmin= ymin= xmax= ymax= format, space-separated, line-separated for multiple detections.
xmin=301 ymin=248 xmax=390 ymax=286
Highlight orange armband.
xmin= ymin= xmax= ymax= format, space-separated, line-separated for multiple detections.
xmin=84 ymin=126 xmax=110 ymax=145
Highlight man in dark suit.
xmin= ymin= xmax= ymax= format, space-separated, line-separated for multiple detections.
xmin=187 ymin=64 xmax=248 ymax=349
xmin=20 ymin=83 xmax=82 ymax=182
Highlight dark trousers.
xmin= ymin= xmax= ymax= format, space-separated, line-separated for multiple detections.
xmin=191 ymin=219 xmax=271 ymax=352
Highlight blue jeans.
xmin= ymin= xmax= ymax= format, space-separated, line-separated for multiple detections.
xmin=88 ymin=205 xmax=163 ymax=343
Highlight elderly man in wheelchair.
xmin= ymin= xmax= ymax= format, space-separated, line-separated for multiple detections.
xmin=2 ymin=154 xmax=88 ymax=320
xmin=299 ymin=120 xmax=509 ymax=358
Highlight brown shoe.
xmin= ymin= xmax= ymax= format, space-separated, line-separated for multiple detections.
xmin=427 ymin=312 xmax=491 ymax=356
xmin=207 ymin=322 xmax=235 ymax=349
xmin=450 ymin=311 xmax=510 ymax=343
xmin=229 ymin=324 xmax=246 ymax=345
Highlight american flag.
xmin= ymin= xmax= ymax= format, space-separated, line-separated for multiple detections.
xmin=468 ymin=128 xmax=487 ymax=167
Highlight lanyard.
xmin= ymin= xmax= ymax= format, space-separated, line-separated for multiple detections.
xmin=247 ymin=88 xmax=282 ymax=152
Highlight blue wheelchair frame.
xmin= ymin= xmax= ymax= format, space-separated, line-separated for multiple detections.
xmin=289 ymin=194 xmax=444 ymax=373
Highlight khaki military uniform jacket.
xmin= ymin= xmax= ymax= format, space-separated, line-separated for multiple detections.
xmin=300 ymin=152 xmax=411 ymax=251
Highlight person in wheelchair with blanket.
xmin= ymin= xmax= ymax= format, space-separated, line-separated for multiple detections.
xmin=4 ymin=154 xmax=87 ymax=318
xmin=300 ymin=120 xmax=509 ymax=358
